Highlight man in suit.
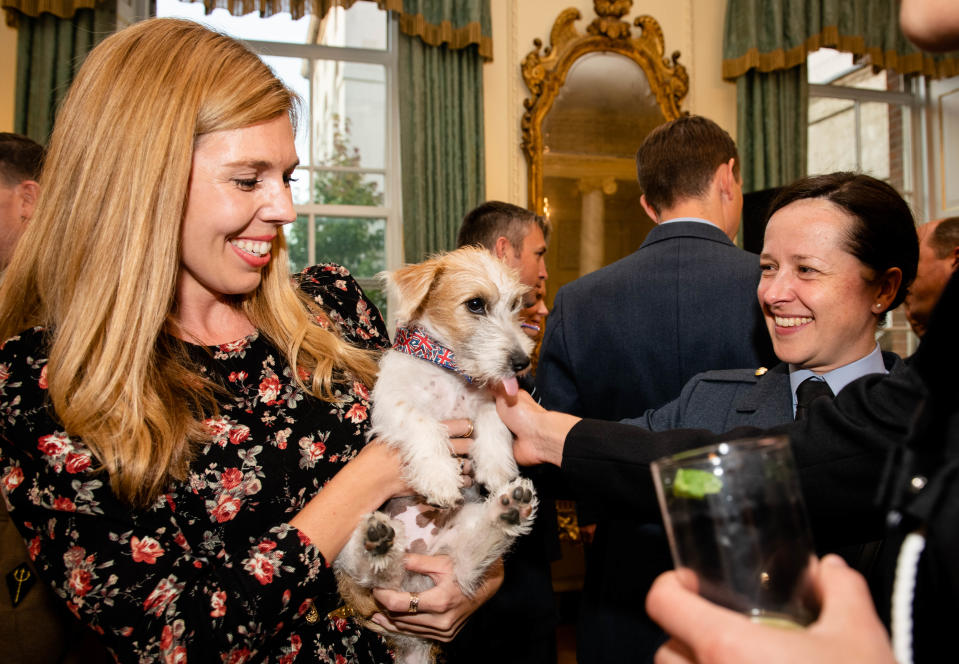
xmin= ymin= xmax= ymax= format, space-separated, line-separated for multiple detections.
xmin=535 ymin=114 xmax=774 ymax=663
xmin=905 ymin=217 xmax=959 ymax=338
xmin=0 ymin=133 xmax=43 ymax=272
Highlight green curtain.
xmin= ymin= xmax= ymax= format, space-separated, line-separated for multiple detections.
xmin=397 ymin=0 xmax=489 ymax=262
xmin=723 ymin=0 xmax=959 ymax=193
xmin=13 ymin=8 xmax=109 ymax=145
xmin=736 ymin=65 xmax=807 ymax=194
xmin=398 ymin=33 xmax=484 ymax=262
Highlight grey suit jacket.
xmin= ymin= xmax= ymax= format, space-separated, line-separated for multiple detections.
xmin=536 ymin=220 xmax=774 ymax=421
xmin=626 ymin=352 xmax=904 ymax=434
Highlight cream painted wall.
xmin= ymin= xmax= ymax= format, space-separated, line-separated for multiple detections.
xmin=1 ymin=21 xmax=17 ymax=132
xmin=483 ymin=0 xmax=737 ymax=204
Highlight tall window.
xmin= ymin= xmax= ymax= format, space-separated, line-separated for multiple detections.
xmin=807 ymin=48 xmax=925 ymax=356
xmin=155 ymin=1 xmax=401 ymax=312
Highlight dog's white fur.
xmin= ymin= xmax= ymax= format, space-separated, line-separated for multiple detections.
xmin=333 ymin=246 xmax=538 ymax=664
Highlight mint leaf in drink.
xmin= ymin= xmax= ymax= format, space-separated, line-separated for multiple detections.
xmin=673 ymin=468 xmax=723 ymax=499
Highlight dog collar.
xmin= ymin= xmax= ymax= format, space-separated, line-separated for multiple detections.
xmin=392 ymin=326 xmax=473 ymax=383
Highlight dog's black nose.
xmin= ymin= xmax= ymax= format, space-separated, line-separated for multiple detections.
xmin=510 ymin=351 xmax=530 ymax=374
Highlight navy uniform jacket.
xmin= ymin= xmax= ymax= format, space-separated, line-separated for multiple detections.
xmin=535 ymin=220 xmax=774 ymax=664
xmin=627 ymin=352 xmax=904 ymax=434
xmin=536 ymin=220 xmax=775 ymax=421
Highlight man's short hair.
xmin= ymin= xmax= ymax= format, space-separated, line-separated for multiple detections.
xmin=0 ymin=133 xmax=44 ymax=186
xmin=928 ymin=217 xmax=959 ymax=259
xmin=457 ymin=200 xmax=550 ymax=251
xmin=635 ymin=115 xmax=739 ymax=217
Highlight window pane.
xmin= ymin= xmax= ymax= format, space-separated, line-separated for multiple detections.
xmin=318 ymin=3 xmax=387 ymax=50
xmin=859 ymin=101 xmax=891 ymax=180
xmin=313 ymin=171 xmax=385 ymax=205
xmin=260 ymin=55 xmax=311 ymax=165
xmin=286 ymin=214 xmax=311 ymax=274
xmin=808 ymin=102 xmax=857 ymax=173
xmin=291 ymin=167 xmax=311 ymax=205
xmin=313 ymin=62 xmax=386 ymax=169
xmin=314 ymin=216 xmax=386 ymax=278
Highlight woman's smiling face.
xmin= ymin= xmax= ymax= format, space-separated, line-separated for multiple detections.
xmin=177 ymin=114 xmax=298 ymax=308
xmin=757 ymin=198 xmax=884 ymax=373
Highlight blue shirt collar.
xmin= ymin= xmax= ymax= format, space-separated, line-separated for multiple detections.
xmin=788 ymin=343 xmax=887 ymax=416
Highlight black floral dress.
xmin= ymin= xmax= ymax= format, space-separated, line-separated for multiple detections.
xmin=0 ymin=265 xmax=394 ymax=663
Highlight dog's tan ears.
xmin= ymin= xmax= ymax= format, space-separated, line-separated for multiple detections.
xmin=380 ymin=258 xmax=443 ymax=324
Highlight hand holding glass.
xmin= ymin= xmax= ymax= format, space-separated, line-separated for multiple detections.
xmin=651 ymin=435 xmax=819 ymax=628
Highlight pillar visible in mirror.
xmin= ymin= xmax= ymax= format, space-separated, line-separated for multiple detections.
xmin=577 ymin=176 xmax=617 ymax=276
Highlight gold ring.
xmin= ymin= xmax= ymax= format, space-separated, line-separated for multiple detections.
xmin=464 ymin=421 xmax=474 ymax=438
xmin=408 ymin=592 xmax=419 ymax=614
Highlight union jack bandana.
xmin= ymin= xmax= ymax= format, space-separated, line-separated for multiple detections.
xmin=391 ymin=326 xmax=473 ymax=383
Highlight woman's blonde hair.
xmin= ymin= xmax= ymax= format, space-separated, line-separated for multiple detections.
xmin=0 ymin=18 xmax=378 ymax=507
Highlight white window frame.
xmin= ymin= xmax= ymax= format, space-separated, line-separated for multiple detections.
xmin=241 ymin=17 xmax=403 ymax=295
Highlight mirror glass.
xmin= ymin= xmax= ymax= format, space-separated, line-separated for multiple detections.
xmin=541 ymin=51 xmax=668 ymax=295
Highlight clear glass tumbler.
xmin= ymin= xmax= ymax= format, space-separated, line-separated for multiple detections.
xmin=651 ymin=435 xmax=819 ymax=628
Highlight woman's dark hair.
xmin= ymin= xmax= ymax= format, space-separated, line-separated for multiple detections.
xmin=767 ymin=172 xmax=918 ymax=312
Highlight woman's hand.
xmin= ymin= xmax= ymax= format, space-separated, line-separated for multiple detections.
xmin=490 ymin=385 xmax=578 ymax=466
xmin=645 ymin=555 xmax=896 ymax=664
xmin=369 ymin=555 xmax=503 ymax=642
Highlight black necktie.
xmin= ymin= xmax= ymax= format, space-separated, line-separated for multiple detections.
xmin=795 ymin=377 xmax=834 ymax=420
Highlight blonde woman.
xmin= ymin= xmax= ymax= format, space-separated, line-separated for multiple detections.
xmin=0 ymin=19 xmax=493 ymax=662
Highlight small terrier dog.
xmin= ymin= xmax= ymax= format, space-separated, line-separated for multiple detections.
xmin=334 ymin=246 xmax=538 ymax=664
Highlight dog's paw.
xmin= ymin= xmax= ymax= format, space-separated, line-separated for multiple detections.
xmin=492 ymin=477 xmax=537 ymax=533
xmin=362 ymin=513 xmax=397 ymax=556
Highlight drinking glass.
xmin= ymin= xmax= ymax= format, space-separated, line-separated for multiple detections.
xmin=651 ymin=435 xmax=819 ymax=628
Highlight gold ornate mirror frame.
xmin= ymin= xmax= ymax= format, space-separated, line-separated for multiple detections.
xmin=521 ymin=1 xmax=690 ymax=214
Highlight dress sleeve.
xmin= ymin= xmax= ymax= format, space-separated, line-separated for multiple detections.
xmin=295 ymin=263 xmax=390 ymax=351
xmin=0 ymin=331 xmax=340 ymax=662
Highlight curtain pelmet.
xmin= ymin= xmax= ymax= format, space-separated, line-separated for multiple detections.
xmin=723 ymin=0 xmax=959 ymax=80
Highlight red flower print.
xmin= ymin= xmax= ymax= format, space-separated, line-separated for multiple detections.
xmin=205 ymin=416 xmax=231 ymax=437
xmin=210 ymin=493 xmax=242 ymax=523
xmin=223 ymin=647 xmax=253 ymax=664
xmin=2 ymin=466 xmax=23 ymax=492
xmin=64 ymin=451 xmax=91 ymax=474
xmin=228 ymin=370 xmax=248 ymax=383
xmin=345 ymin=403 xmax=367 ymax=423
xmin=228 ymin=425 xmax=250 ymax=445
xmin=143 ymin=575 xmax=183 ymax=617
xmin=210 ymin=590 xmax=227 ymax=617
xmin=221 ymin=467 xmax=243 ymax=489
xmin=166 ymin=646 xmax=187 ymax=664
xmin=174 ymin=532 xmax=188 ymax=549
xmin=27 ymin=536 xmax=41 ymax=560
xmin=296 ymin=530 xmax=311 ymax=546
xmin=160 ymin=624 xmax=174 ymax=650
xmin=130 ymin=536 xmax=165 ymax=564
xmin=258 ymin=375 xmax=281 ymax=404
xmin=67 ymin=568 xmax=92 ymax=597
xmin=297 ymin=436 xmax=326 ymax=468
xmin=38 ymin=364 xmax=48 ymax=389
xmin=219 ymin=338 xmax=249 ymax=355
xmin=296 ymin=366 xmax=310 ymax=382
xmin=63 ymin=546 xmax=87 ymax=568
xmin=0 ymin=363 xmax=9 ymax=383
xmin=53 ymin=496 xmax=76 ymax=512
xmin=353 ymin=380 xmax=369 ymax=400
xmin=257 ymin=539 xmax=278 ymax=554
xmin=335 ymin=655 xmax=347 ymax=664
xmin=37 ymin=432 xmax=70 ymax=457
xmin=333 ymin=616 xmax=348 ymax=632
xmin=245 ymin=553 xmax=276 ymax=585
